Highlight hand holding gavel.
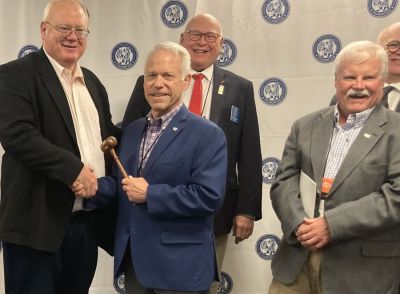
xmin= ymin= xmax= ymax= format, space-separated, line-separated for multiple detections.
xmin=101 ymin=136 xmax=128 ymax=179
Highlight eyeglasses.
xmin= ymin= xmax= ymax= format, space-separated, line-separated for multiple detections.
xmin=386 ymin=40 xmax=400 ymax=53
xmin=45 ymin=22 xmax=90 ymax=39
xmin=185 ymin=30 xmax=220 ymax=43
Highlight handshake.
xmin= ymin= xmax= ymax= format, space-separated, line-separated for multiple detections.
xmin=70 ymin=164 xmax=149 ymax=204
xmin=70 ymin=165 xmax=98 ymax=198
xmin=71 ymin=136 xmax=128 ymax=198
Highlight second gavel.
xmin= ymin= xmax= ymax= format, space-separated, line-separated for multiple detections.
xmin=100 ymin=136 xmax=128 ymax=179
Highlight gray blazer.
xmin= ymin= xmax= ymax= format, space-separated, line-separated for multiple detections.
xmin=270 ymin=104 xmax=400 ymax=293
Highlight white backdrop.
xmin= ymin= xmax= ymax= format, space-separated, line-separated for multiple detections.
xmin=0 ymin=0 xmax=399 ymax=293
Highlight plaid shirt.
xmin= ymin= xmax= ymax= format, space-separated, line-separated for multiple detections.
xmin=323 ymin=105 xmax=375 ymax=181
xmin=137 ymin=103 xmax=183 ymax=175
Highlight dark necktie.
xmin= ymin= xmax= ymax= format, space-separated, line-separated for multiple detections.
xmin=189 ymin=73 xmax=205 ymax=115
xmin=381 ymin=85 xmax=395 ymax=108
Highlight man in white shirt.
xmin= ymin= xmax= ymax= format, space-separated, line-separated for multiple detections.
xmin=0 ymin=1 xmax=119 ymax=293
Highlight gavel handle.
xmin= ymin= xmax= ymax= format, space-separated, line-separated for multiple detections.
xmin=110 ymin=149 xmax=128 ymax=179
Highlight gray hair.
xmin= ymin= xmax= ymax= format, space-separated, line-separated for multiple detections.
xmin=43 ymin=0 xmax=89 ymax=22
xmin=334 ymin=40 xmax=388 ymax=80
xmin=147 ymin=41 xmax=191 ymax=78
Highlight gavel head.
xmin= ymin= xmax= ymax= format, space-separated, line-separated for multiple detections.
xmin=100 ymin=136 xmax=118 ymax=153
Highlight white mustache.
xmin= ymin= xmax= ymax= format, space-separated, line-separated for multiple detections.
xmin=346 ymin=89 xmax=370 ymax=97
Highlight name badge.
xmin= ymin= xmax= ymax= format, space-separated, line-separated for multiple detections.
xmin=218 ymin=85 xmax=224 ymax=95
xmin=230 ymin=105 xmax=240 ymax=124
xmin=321 ymin=177 xmax=333 ymax=195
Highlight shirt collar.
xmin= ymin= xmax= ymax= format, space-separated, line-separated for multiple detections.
xmin=146 ymin=103 xmax=183 ymax=128
xmin=334 ymin=104 xmax=375 ymax=128
xmin=43 ymin=48 xmax=85 ymax=84
xmin=190 ymin=64 xmax=213 ymax=82
xmin=385 ymin=81 xmax=400 ymax=92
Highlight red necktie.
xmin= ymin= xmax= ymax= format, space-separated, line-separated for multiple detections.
xmin=189 ymin=73 xmax=205 ymax=115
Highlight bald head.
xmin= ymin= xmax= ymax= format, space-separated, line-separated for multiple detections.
xmin=184 ymin=14 xmax=222 ymax=36
xmin=378 ymin=22 xmax=400 ymax=45
xmin=377 ymin=22 xmax=400 ymax=83
xmin=180 ymin=14 xmax=223 ymax=71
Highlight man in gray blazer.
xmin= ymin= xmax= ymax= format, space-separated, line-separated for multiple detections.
xmin=330 ymin=22 xmax=400 ymax=109
xmin=270 ymin=40 xmax=400 ymax=293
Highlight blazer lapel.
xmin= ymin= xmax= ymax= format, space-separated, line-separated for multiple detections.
xmin=310 ymin=108 xmax=335 ymax=191
xmin=329 ymin=105 xmax=386 ymax=195
xmin=209 ymin=67 xmax=226 ymax=124
xmin=36 ymin=49 xmax=77 ymax=146
xmin=140 ymin=107 xmax=187 ymax=177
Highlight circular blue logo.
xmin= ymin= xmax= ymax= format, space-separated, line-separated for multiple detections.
xmin=262 ymin=0 xmax=290 ymax=24
xmin=216 ymin=39 xmax=237 ymax=67
xmin=113 ymin=272 xmax=125 ymax=293
xmin=256 ymin=234 xmax=280 ymax=260
xmin=111 ymin=42 xmax=138 ymax=70
xmin=262 ymin=157 xmax=280 ymax=184
xmin=18 ymin=44 xmax=39 ymax=59
xmin=368 ymin=0 xmax=397 ymax=17
xmin=218 ymin=271 xmax=233 ymax=294
xmin=312 ymin=34 xmax=341 ymax=63
xmin=259 ymin=78 xmax=287 ymax=106
xmin=160 ymin=0 xmax=188 ymax=28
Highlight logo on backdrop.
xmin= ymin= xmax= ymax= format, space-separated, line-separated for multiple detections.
xmin=368 ymin=0 xmax=398 ymax=17
xmin=18 ymin=44 xmax=39 ymax=59
xmin=313 ymin=34 xmax=341 ymax=63
xmin=256 ymin=234 xmax=280 ymax=260
xmin=217 ymin=271 xmax=233 ymax=294
xmin=259 ymin=78 xmax=287 ymax=106
xmin=216 ymin=39 xmax=237 ymax=67
xmin=160 ymin=0 xmax=188 ymax=28
xmin=262 ymin=0 xmax=290 ymax=24
xmin=262 ymin=157 xmax=280 ymax=184
xmin=111 ymin=42 xmax=138 ymax=70
xmin=114 ymin=272 xmax=125 ymax=293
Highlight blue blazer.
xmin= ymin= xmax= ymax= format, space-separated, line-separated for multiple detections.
xmin=122 ymin=68 xmax=262 ymax=237
xmin=90 ymin=105 xmax=227 ymax=291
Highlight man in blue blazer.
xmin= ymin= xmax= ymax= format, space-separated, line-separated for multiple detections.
xmin=76 ymin=42 xmax=227 ymax=293
xmin=270 ymin=41 xmax=400 ymax=293
xmin=122 ymin=15 xmax=262 ymax=292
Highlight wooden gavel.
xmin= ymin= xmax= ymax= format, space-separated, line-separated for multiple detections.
xmin=100 ymin=136 xmax=128 ymax=179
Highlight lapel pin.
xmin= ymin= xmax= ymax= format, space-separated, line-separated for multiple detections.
xmin=364 ymin=133 xmax=371 ymax=138
xmin=218 ymin=80 xmax=225 ymax=95
xmin=218 ymin=85 xmax=224 ymax=95
xmin=173 ymin=127 xmax=178 ymax=131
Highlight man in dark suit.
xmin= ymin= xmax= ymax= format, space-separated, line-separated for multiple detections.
xmin=270 ymin=41 xmax=400 ymax=293
xmin=122 ymin=15 xmax=262 ymax=292
xmin=74 ymin=41 xmax=228 ymax=293
xmin=0 ymin=1 xmax=119 ymax=293
xmin=330 ymin=22 xmax=400 ymax=109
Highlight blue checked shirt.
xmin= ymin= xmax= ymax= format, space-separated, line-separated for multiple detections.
xmin=318 ymin=105 xmax=374 ymax=215
xmin=323 ymin=105 xmax=375 ymax=181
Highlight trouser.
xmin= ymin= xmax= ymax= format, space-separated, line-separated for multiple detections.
xmin=209 ymin=234 xmax=229 ymax=294
xmin=3 ymin=211 xmax=98 ymax=294
xmin=123 ymin=245 xmax=209 ymax=294
xmin=268 ymin=251 xmax=324 ymax=294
